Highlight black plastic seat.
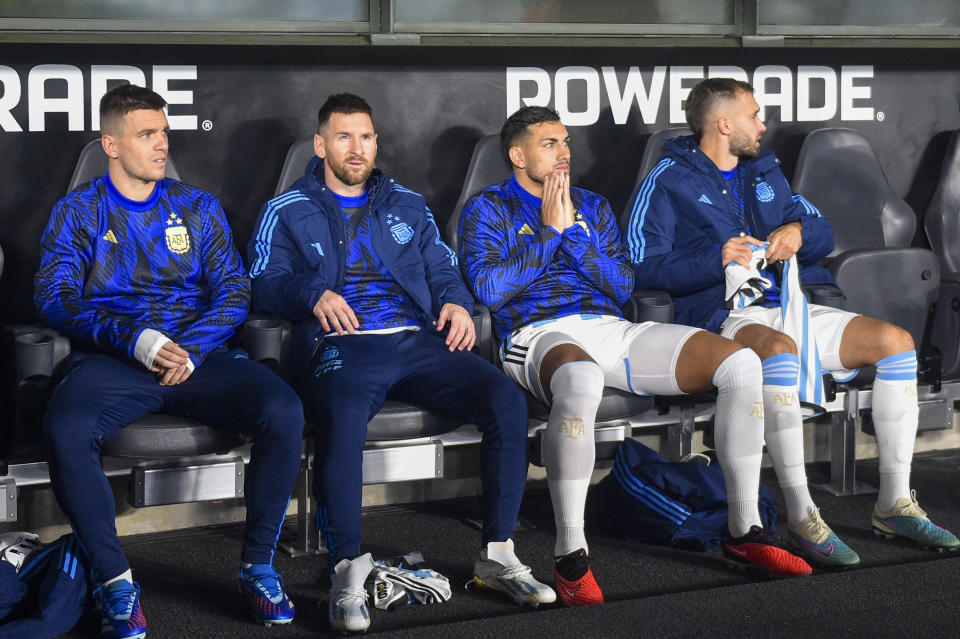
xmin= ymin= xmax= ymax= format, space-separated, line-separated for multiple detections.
xmin=792 ymin=128 xmax=939 ymax=352
xmin=274 ymin=137 xmax=316 ymax=196
xmin=924 ymin=129 xmax=960 ymax=379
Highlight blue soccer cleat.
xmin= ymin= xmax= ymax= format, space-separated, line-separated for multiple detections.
xmin=237 ymin=563 xmax=296 ymax=626
xmin=94 ymin=579 xmax=147 ymax=639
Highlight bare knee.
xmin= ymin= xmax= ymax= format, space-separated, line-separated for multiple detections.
xmin=878 ymin=324 xmax=915 ymax=358
xmin=734 ymin=325 xmax=796 ymax=359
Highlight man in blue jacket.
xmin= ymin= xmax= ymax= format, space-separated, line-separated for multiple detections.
xmin=459 ymin=106 xmax=812 ymax=607
xmin=627 ymin=77 xmax=958 ymax=568
xmin=248 ymin=93 xmax=555 ymax=633
xmin=35 ymin=84 xmax=304 ymax=638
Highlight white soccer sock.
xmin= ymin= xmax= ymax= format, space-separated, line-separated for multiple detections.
xmin=761 ymin=354 xmax=816 ymax=526
xmin=712 ymin=348 xmax=765 ymax=537
xmin=104 ymin=569 xmax=133 ymax=587
xmin=873 ymin=350 xmax=918 ymax=510
xmin=543 ymin=361 xmax=604 ymax=558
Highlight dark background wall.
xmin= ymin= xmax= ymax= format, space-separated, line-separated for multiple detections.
xmin=1 ymin=44 xmax=958 ymax=327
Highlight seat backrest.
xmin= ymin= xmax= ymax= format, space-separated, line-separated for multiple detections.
xmin=792 ymin=128 xmax=915 ymax=253
xmin=275 ymin=137 xmax=316 ymax=196
xmin=444 ymin=134 xmax=510 ymax=253
xmin=619 ymin=126 xmax=691 ymax=234
xmin=925 ymin=129 xmax=960 ymax=273
xmin=67 ymin=139 xmax=181 ymax=194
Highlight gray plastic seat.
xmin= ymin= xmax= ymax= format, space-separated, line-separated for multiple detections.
xmin=792 ymin=128 xmax=939 ymax=351
xmin=619 ymin=126 xmax=691 ymax=234
xmin=68 ymin=139 xmax=180 ymax=193
xmin=924 ymin=129 xmax=960 ymax=379
xmin=274 ymin=137 xmax=316 ymax=196
xmin=61 ymin=140 xmax=239 ymax=459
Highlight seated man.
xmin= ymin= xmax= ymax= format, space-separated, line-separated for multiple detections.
xmin=248 ymin=93 xmax=555 ymax=633
xmin=34 ymin=84 xmax=304 ymax=638
xmin=457 ymin=105 xmax=811 ymax=607
xmin=626 ymin=77 xmax=958 ymax=568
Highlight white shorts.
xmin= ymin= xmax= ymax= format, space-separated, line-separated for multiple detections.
xmin=719 ymin=304 xmax=859 ymax=376
xmin=499 ymin=314 xmax=702 ymax=402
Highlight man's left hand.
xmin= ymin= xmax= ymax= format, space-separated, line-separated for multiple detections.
xmin=436 ymin=303 xmax=476 ymax=352
xmin=765 ymin=221 xmax=803 ymax=262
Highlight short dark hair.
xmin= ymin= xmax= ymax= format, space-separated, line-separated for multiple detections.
xmin=500 ymin=105 xmax=562 ymax=169
xmin=685 ymin=78 xmax=755 ymax=139
xmin=317 ymin=93 xmax=373 ymax=132
xmin=100 ymin=84 xmax=167 ymax=133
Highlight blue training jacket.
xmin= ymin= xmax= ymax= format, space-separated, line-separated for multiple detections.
xmin=247 ymin=157 xmax=472 ymax=370
xmin=626 ymin=135 xmax=836 ymax=332
xmin=34 ymin=176 xmax=250 ymax=367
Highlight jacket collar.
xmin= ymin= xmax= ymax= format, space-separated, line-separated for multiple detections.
xmin=302 ymin=156 xmax=392 ymax=207
xmin=664 ymin=135 xmax=780 ymax=179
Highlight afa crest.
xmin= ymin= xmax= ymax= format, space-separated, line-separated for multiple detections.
xmin=755 ymin=181 xmax=775 ymax=203
xmin=165 ymin=213 xmax=190 ymax=254
xmin=385 ymin=212 xmax=414 ymax=245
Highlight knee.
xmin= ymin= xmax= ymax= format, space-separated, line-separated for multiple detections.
xmin=878 ymin=324 xmax=915 ymax=358
xmin=482 ymin=376 xmax=529 ymax=429
xmin=717 ymin=347 xmax=763 ymax=389
xmin=255 ymin=388 xmax=306 ymax=442
xmin=758 ymin=333 xmax=797 ymax=358
xmin=43 ymin=407 xmax=99 ymax=462
xmin=550 ymin=360 xmax=605 ymax=402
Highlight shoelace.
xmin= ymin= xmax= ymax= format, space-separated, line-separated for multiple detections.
xmin=335 ymin=585 xmax=368 ymax=606
xmin=806 ymin=508 xmax=830 ymax=542
xmin=247 ymin=569 xmax=284 ymax=601
xmin=103 ymin=585 xmax=137 ymax=619
xmin=904 ymin=489 xmax=928 ymax=518
xmin=495 ymin=562 xmax=533 ymax=581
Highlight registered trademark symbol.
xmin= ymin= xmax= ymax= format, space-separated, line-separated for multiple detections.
xmin=201 ymin=119 xmax=213 ymax=131
xmin=876 ymin=111 xmax=885 ymax=122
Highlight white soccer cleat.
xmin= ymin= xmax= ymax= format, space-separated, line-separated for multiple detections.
xmin=328 ymin=553 xmax=375 ymax=634
xmin=471 ymin=539 xmax=556 ymax=607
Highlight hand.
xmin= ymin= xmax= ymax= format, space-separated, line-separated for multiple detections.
xmin=313 ymin=290 xmax=359 ymax=335
xmin=149 ymin=341 xmax=193 ymax=386
xmin=721 ymin=235 xmax=764 ymax=268
xmin=436 ymin=303 xmax=476 ymax=352
xmin=765 ymin=222 xmax=803 ymax=262
xmin=540 ymin=172 xmax=573 ymax=233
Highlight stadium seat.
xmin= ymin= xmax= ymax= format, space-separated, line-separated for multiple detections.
xmin=68 ymin=138 xmax=181 ymax=192
xmin=924 ymin=129 xmax=960 ymax=380
xmin=274 ymin=137 xmax=315 ymax=196
xmin=618 ymin=126 xmax=692 ymax=235
xmin=792 ymin=128 xmax=939 ymax=352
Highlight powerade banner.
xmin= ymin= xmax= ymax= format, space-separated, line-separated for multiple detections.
xmin=0 ymin=44 xmax=958 ymax=327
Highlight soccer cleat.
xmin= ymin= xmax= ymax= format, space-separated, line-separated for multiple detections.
xmin=471 ymin=539 xmax=556 ymax=607
xmin=871 ymin=490 xmax=960 ymax=551
xmin=787 ymin=508 xmax=860 ymax=568
xmin=237 ymin=563 xmax=295 ymax=626
xmin=94 ymin=579 xmax=147 ymax=639
xmin=329 ymin=553 xmax=375 ymax=634
xmin=723 ymin=525 xmax=813 ymax=577
xmin=553 ymin=548 xmax=604 ymax=606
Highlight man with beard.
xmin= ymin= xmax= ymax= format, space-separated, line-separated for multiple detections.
xmin=248 ymin=93 xmax=555 ymax=633
xmin=458 ymin=105 xmax=812 ymax=608
xmin=626 ymin=77 xmax=958 ymax=569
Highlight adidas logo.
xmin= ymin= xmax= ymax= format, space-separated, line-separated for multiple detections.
xmin=103 ymin=229 xmax=118 ymax=244
xmin=698 ymin=194 xmax=713 ymax=205
xmin=518 ymin=223 xmax=534 ymax=236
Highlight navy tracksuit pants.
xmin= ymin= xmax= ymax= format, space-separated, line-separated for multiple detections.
xmin=301 ymin=331 xmax=529 ymax=566
xmin=42 ymin=348 xmax=304 ymax=583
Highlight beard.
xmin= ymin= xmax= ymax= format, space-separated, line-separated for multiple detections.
xmin=526 ymin=162 xmax=571 ymax=185
xmin=328 ymin=155 xmax=373 ymax=186
xmin=729 ymin=130 xmax=761 ymax=159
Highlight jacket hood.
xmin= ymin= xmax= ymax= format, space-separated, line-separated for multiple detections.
xmin=663 ymin=135 xmax=779 ymax=177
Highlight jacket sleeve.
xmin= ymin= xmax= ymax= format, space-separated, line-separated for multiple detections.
xmin=775 ymin=173 xmax=835 ymax=263
xmin=175 ymin=197 xmax=250 ymax=366
xmin=626 ymin=178 xmax=725 ymax=295
xmin=248 ymin=199 xmax=332 ymax=321
xmin=559 ymin=196 xmax=634 ymax=305
xmin=34 ymin=201 xmax=144 ymax=358
xmin=419 ymin=205 xmax=474 ymax=315
xmin=458 ymin=193 xmax=562 ymax=311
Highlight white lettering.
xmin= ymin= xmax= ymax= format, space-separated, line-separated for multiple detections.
xmin=797 ymin=66 xmax=837 ymax=122
xmin=708 ymin=66 xmax=749 ymax=82
xmin=90 ymin=65 xmax=147 ymax=130
xmin=554 ymin=66 xmax=600 ymax=126
xmin=602 ymin=66 xmax=666 ymax=125
xmin=28 ymin=64 xmax=83 ymax=132
xmin=840 ymin=65 xmax=874 ymax=121
xmin=753 ymin=65 xmax=793 ymax=122
xmin=669 ymin=66 xmax=704 ymax=124
xmin=0 ymin=66 xmax=22 ymax=132
xmin=506 ymin=67 xmax=551 ymax=115
xmin=152 ymin=65 xmax=197 ymax=130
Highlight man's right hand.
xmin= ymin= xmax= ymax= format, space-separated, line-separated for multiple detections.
xmin=540 ymin=172 xmax=574 ymax=233
xmin=721 ymin=235 xmax=764 ymax=268
xmin=313 ymin=289 xmax=359 ymax=335
xmin=150 ymin=341 xmax=193 ymax=386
